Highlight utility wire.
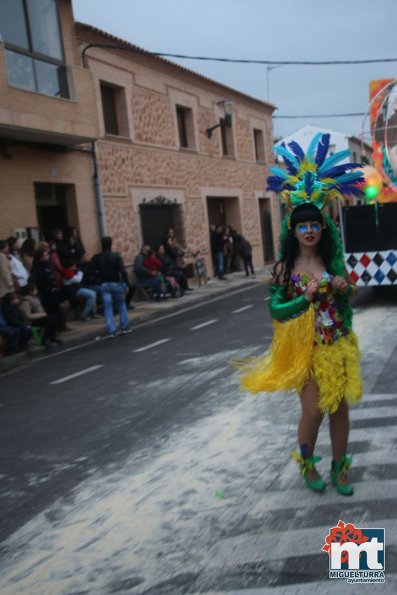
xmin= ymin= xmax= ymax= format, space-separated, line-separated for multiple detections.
xmin=274 ymin=112 xmax=365 ymax=119
xmin=82 ymin=43 xmax=397 ymax=66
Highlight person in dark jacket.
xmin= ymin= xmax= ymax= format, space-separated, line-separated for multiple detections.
xmin=31 ymin=248 xmax=69 ymax=331
xmin=1 ymin=292 xmax=33 ymax=350
xmin=235 ymin=234 xmax=255 ymax=277
xmin=0 ymin=301 xmax=20 ymax=355
xmin=211 ymin=225 xmax=228 ymax=280
xmin=91 ymin=236 xmax=131 ymax=337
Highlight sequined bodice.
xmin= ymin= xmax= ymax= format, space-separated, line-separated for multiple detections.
xmin=289 ymin=272 xmax=348 ymax=345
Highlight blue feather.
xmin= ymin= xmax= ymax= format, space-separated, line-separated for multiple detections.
xmin=267 ymin=177 xmax=294 ymax=192
xmin=306 ymin=132 xmax=323 ymax=160
xmin=273 ymin=145 xmax=300 ymax=169
xmin=268 ymin=166 xmax=290 ymax=179
xmin=287 ymin=141 xmax=305 ymax=162
xmin=320 ymin=163 xmax=359 ymax=178
xmin=304 ymin=172 xmax=314 ymax=196
xmin=335 ymin=171 xmax=364 ymax=185
xmin=340 ymin=184 xmax=364 ymax=197
xmin=314 ymin=133 xmax=330 ymax=166
xmin=318 ymin=150 xmax=351 ymax=175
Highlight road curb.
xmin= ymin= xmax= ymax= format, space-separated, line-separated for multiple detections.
xmin=0 ymin=275 xmax=270 ymax=374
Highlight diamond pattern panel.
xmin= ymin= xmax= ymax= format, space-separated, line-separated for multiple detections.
xmin=345 ymin=251 xmax=397 ymax=286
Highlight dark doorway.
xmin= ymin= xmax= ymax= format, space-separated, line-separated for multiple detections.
xmin=259 ymin=198 xmax=275 ymax=262
xmin=35 ymin=183 xmax=77 ymax=240
xmin=206 ymin=198 xmax=226 ymax=227
xmin=139 ymin=200 xmax=184 ymax=249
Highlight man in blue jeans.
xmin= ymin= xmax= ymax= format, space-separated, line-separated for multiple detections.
xmin=91 ymin=237 xmax=132 ymax=337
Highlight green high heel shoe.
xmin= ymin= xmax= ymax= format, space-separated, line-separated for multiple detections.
xmin=291 ymin=451 xmax=326 ymax=492
xmin=331 ymin=455 xmax=354 ymax=496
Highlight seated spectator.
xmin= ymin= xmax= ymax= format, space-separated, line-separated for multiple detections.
xmin=157 ymin=244 xmax=189 ymax=295
xmin=62 ymin=260 xmax=99 ymax=321
xmin=20 ymin=283 xmax=60 ymax=349
xmin=133 ymin=245 xmax=164 ymax=300
xmin=0 ymin=301 xmax=20 ymax=356
xmin=143 ymin=249 xmax=168 ymax=298
xmin=20 ymin=238 xmax=37 ymax=274
xmin=7 ymin=237 xmax=29 ymax=292
xmin=0 ymin=239 xmax=13 ymax=299
xmin=1 ymin=292 xmax=33 ymax=351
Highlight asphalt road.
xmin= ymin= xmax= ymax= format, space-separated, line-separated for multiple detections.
xmin=0 ymin=283 xmax=396 ymax=594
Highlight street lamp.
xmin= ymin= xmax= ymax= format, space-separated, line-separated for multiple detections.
xmin=207 ymin=99 xmax=235 ymax=138
xmin=266 ymin=65 xmax=284 ymax=102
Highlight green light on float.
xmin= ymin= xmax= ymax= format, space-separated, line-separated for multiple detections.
xmin=364 ymin=185 xmax=380 ymax=199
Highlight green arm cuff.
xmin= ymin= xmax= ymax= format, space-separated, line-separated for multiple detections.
xmin=269 ymin=284 xmax=310 ymax=322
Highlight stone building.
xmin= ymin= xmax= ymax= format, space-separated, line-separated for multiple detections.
xmin=0 ymin=0 xmax=100 ymax=254
xmin=77 ymin=23 xmax=279 ymax=271
xmin=1 ymin=0 xmax=279 ymax=273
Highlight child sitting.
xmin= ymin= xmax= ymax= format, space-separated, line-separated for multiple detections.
xmin=20 ymin=283 xmax=60 ymax=349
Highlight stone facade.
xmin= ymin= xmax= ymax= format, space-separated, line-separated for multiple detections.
xmin=0 ymin=2 xmax=280 ymax=273
xmin=0 ymin=0 xmax=99 ymax=254
xmin=77 ymin=23 xmax=279 ymax=271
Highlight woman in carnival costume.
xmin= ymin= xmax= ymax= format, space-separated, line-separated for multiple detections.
xmin=240 ymin=132 xmax=364 ymax=496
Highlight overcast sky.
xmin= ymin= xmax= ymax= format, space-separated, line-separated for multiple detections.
xmin=72 ymin=0 xmax=397 ymax=141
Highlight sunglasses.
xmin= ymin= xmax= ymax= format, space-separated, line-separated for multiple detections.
xmin=295 ymin=221 xmax=321 ymax=234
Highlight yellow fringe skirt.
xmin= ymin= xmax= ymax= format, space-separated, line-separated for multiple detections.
xmin=239 ymin=305 xmax=362 ymax=414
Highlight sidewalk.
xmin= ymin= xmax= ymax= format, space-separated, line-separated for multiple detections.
xmin=0 ymin=269 xmax=271 ymax=374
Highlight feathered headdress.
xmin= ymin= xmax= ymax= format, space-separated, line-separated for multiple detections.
xmin=267 ymin=132 xmax=364 ymax=212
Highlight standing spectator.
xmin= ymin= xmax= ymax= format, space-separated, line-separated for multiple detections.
xmin=51 ymin=228 xmax=71 ymax=266
xmin=163 ymin=229 xmax=194 ymax=291
xmin=20 ymin=238 xmax=37 ymax=274
xmin=0 ymin=240 xmax=13 ymax=299
xmin=224 ymin=226 xmax=235 ymax=274
xmin=7 ymin=237 xmax=29 ymax=291
xmin=48 ymin=239 xmax=66 ymax=289
xmin=32 ymin=248 xmax=68 ymax=331
xmin=236 ymin=234 xmax=255 ymax=277
xmin=133 ymin=245 xmax=163 ymax=299
xmin=212 ymin=225 xmax=228 ymax=280
xmin=91 ymin=237 xmax=131 ymax=337
xmin=1 ymin=292 xmax=33 ymax=351
xmin=65 ymin=227 xmax=86 ymax=264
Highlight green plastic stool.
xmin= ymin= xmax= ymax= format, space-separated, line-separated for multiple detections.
xmin=32 ymin=326 xmax=42 ymax=346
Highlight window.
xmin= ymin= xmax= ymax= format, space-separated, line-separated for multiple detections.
xmin=101 ymin=85 xmax=119 ymax=135
xmin=100 ymin=82 xmax=129 ymax=137
xmin=253 ymin=128 xmax=265 ymax=161
xmin=176 ymin=105 xmax=195 ymax=149
xmin=0 ymin=0 xmax=69 ymax=98
xmin=220 ymin=118 xmax=234 ymax=157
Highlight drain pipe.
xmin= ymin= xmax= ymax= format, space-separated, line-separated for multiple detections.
xmin=91 ymin=141 xmax=106 ymax=238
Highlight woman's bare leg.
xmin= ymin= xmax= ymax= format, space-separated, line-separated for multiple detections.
xmin=298 ymin=378 xmax=324 ymax=479
xmin=329 ymin=399 xmax=350 ymax=484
